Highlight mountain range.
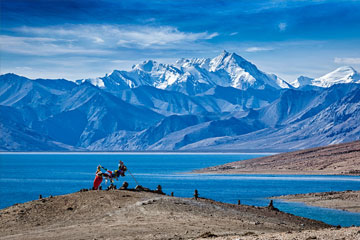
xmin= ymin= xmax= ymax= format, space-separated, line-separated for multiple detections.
xmin=1 ymin=51 xmax=360 ymax=151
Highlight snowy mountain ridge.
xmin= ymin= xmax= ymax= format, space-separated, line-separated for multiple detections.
xmin=78 ymin=51 xmax=292 ymax=95
xmin=1 ymin=51 xmax=360 ymax=151
xmin=292 ymin=66 xmax=360 ymax=88
xmin=78 ymin=51 xmax=360 ymax=93
xmin=311 ymin=66 xmax=360 ymax=88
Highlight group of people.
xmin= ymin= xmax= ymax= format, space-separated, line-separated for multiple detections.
xmin=93 ymin=160 xmax=127 ymax=190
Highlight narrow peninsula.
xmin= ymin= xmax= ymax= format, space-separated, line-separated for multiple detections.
xmin=194 ymin=141 xmax=360 ymax=175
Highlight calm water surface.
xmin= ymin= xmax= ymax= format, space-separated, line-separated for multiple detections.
xmin=0 ymin=153 xmax=359 ymax=226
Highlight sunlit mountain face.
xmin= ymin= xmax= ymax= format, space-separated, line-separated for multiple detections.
xmin=1 ymin=0 xmax=360 ymax=151
xmin=1 ymin=51 xmax=360 ymax=151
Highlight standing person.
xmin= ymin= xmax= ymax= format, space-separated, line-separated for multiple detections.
xmin=93 ymin=165 xmax=103 ymax=190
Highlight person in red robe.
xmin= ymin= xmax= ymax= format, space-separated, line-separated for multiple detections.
xmin=93 ymin=165 xmax=103 ymax=190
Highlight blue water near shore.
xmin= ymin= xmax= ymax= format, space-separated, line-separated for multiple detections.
xmin=1 ymin=153 xmax=360 ymax=226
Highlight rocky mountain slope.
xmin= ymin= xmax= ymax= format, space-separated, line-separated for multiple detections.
xmin=1 ymin=51 xmax=360 ymax=151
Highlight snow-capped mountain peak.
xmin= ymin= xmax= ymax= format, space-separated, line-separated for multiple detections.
xmin=291 ymin=76 xmax=314 ymax=88
xmin=132 ymin=60 xmax=166 ymax=72
xmin=76 ymin=77 xmax=105 ymax=88
xmin=2 ymin=64 xmax=360 ymax=151
xmin=311 ymin=66 xmax=360 ymax=87
xmin=175 ymin=58 xmax=210 ymax=70
xmin=78 ymin=51 xmax=292 ymax=94
xmin=209 ymin=50 xmax=247 ymax=72
xmin=208 ymin=50 xmax=291 ymax=90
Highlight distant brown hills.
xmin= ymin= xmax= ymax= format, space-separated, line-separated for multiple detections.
xmin=195 ymin=140 xmax=360 ymax=175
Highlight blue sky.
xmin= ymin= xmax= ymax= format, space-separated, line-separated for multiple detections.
xmin=1 ymin=0 xmax=360 ymax=82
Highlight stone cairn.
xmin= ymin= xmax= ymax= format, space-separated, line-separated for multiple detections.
xmin=194 ymin=189 xmax=199 ymax=200
xmin=120 ymin=181 xmax=129 ymax=190
xmin=155 ymin=185 xmax=164 ymax=194
xmin=267 ymin=200 xmax=279 ymax=211
xmin=107 ymin=184 xmax=117 ymax=190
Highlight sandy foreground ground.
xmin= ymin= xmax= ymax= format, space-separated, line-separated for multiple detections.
xmin=194 ymin=141 xmax=360 ymax=175
xmin=0 ymin=189 xmax=347 ymax=240
xmin=196 ymin=227 xmax=360 ymax=240
xmin=272 ymin=190 xmax=360 ymax=213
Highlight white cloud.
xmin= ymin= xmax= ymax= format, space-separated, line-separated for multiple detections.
xmin=334 ymin=57 xmax=360 ymax=65
xmin=113 ymin=26 xmax=218 ymax=48
xmin=93 ymin=37 xmax=104 ymax=44
xmin=230 ymin=32 xmax=238 ymax=36
xmin=245 ymin=47 xmax=274 ymax=52
xmin=1 ymin=24 xmax=219 ymax=79
xmin=15 ymin=66 xmax=32 ymax=71
xmin=206 ymin=32 xmax=219 ymax=39
xmin=0 ymin=35 xmax=110 ymax=56
xmin=11 ymin=24 xmax=218 ymax=51
xmin=278 ymin=22 xmax=287 ymax=31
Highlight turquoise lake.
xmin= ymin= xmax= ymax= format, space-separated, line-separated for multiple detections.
xmin=0 ymin=153 xmax=359 ymax=226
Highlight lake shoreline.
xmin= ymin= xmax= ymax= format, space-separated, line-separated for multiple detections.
xmin=0 ymin=189 xmax=332 ymax=240
xmin=0 ymin=151 xmax=277 ymax=155
xmin=271 ymin=190 xmax=360 ymax=213
xmin=192 ymin=169 xmax=360 ymax=176
xmin=1 ymin=189 xmax=360 ymax=240
xmin=2 ymin=152 xmax=360 ymax=228
xmin=194 ymin=141 xmax=360 ymax=176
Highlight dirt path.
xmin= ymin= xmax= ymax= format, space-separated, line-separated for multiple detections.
xmin=194 ymin=141 xmax=360 ymax=175
xmin=0 ymin=190 xmax=331 ymax=240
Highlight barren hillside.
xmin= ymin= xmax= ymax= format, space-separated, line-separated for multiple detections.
xmin=0 ymin=189 xmax=330 ymax=240
xmin=195 ymin=141 xmax=360 ymax=175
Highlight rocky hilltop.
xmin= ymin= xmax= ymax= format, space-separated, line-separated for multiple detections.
xmin=0 ymin=189 xmax=332 ymax=240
